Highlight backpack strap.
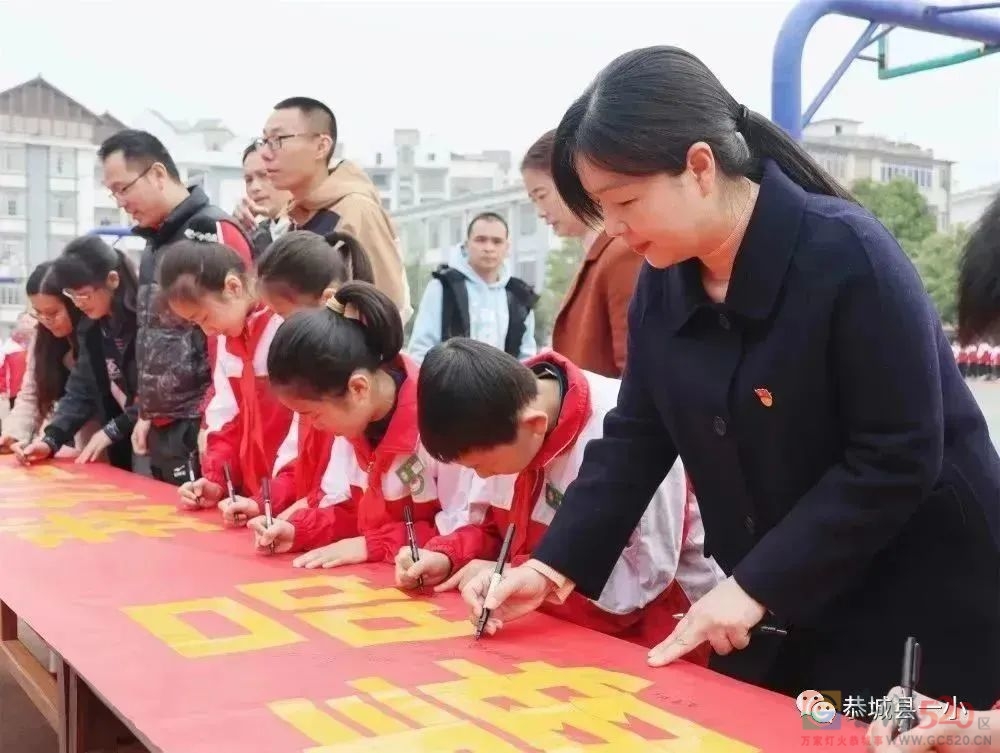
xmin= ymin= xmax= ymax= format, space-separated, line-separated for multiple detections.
xmin=503 ymin=277 xmax=540 ymax=357
xmin=431 ymin=264 xmax=471 ymax=342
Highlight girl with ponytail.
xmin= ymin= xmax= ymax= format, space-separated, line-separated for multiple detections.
xmin=232 ymin=229 xmax=378 ymax=527
xmin=247 ymin=281 xmax=466 ymax=569
xmin=16 ymin=236 xmax=138 ymax=469
xmin=459 ymin=45 xmax=1000 ymax=709
xmin=157 ymin=217 xmax=294 ymax=518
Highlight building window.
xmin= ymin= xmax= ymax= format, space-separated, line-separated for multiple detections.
xmin=428 ymin=153 xmax=436 ymax=162
xmin=881 ymin=163 xmax=932 ymax=189
xmin=419 ymin=171 xmax=445 ymax=194
xmin=371 ymin=172 xmax=389 ymax=189
xmin=1 ymin=193 xmax=23 ymax=217
xmin=450 ymin=215 xmax=464 ymax=245
xmin=519 ymin=202 xmax=538 ymax=235
xmin=0 ymin=144 xmax=26 ymax=174
xmin=52 ymin=194 xmax=76 ymax=219
xmin=0 ymin=235 xmax=27 ymax=280
xmin=516 ymin=259 xmax=537 ymax=287
xmin=429 ymin=220 xmax=441 ymax=249
xmin=51 ymin=148 xmax=76 ymax=178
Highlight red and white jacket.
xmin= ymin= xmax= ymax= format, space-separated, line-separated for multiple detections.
xmin=201 ymin=305 xmax=295 ymax=497
xmin=283 ymin=355 xmax=472 ymax=559
xmin=424 ymin=353 xmax=724 ymax=647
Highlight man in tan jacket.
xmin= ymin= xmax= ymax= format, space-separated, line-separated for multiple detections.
xmin=257 ymin=97 xmax=411 ymax=321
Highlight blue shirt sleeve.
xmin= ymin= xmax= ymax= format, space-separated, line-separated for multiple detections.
xmin=406 ymin=279 xmax=444 ymax=365
xmin=518 ymin=310 xmax=538 ymax=360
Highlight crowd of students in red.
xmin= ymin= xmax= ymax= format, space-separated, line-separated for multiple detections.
xmin=954 ymin=340 xmax=1000 ymax=380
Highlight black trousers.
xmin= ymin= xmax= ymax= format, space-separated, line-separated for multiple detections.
xmin=147 ymin=418 xmax=201 ymax=486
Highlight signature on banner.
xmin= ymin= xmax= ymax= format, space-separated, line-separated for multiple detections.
xmin=270 ymin=660 xmax=759 ymax=753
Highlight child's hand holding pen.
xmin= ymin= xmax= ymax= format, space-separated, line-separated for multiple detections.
xmin=177 ymin=479 xmax=224 ymax=510
xmin=394 ymin=547 xmax=452 ymax=589
xmin=219 ymin=496 xmax=259 ymax=527
xmin=247 ymin=515 xmax=294 ymax=554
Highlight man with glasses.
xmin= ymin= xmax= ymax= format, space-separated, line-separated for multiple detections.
xmin=98 ymin=129 xmax=252 ymax=485
xmin=257 ymin=97 xmax=411 ymax=321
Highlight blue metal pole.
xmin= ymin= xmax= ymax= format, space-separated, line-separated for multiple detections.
xmin=772 ymin=0 xmax=1000 ymax=138
xmin=802 ymin=20 xmax=880 ymax=128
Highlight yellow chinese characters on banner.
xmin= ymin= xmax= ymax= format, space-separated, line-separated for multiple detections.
xmin=123 ymin=575 xmax=471 ymax=657
xmin=0 ymin=505 xmax=220 ymax=547
xmin=270 ymin=660 xmax=760 ymax=753
xmin=0 ymin=465 xmax=146 ymax=510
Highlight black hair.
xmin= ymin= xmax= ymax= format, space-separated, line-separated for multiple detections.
xmin=958 ymin=190 xmax=1000 ymax=343
xmin=467 ymin=211 xmax=509 ymax=240
xmin=274 ymin=97 xmax=338 ymax=160
xmin=25 ymin=262 xmax=81 ymax=419
xmin=417 ymin=338 xmax=538 ymax=462
xmin=53 ymin=235 xmax=138 ymax=312
xmin=242 ymin=141 xmax=259 ymax=163
xmin=97 ymin=129 xmax=181 ymax=182
xmin=552 ymin=46 xmax=854 ymax=226
xmin=256 ymin=230 xmax=374 ymax=302
xmin=157 ymin=217 xmax=249 ymax=304
xmin=521 ymin=130 xmax=556 ymax=174
xmin=267 ymin=281 xmax=402 ymax=399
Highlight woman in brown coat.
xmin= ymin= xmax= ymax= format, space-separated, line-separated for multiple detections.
xmin=521 ymin=130 xmax=643 ymax=377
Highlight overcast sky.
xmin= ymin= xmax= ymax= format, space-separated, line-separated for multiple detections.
xmin=1 ymin=0 xmax=998 ymax=189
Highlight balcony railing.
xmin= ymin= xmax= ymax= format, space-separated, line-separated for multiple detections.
xmin=0 ymin=281 xmax=26 ymax=308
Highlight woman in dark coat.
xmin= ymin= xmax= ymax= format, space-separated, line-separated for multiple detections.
xmin=461 ymin=45 xmax=1000 ymax=710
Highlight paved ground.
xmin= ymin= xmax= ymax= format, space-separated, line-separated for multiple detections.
xmin=1 ymin=382 xmax=998 ymax=752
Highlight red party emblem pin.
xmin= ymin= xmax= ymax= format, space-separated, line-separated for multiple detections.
xmin=754 ymin=388 xmax=774 ymax=407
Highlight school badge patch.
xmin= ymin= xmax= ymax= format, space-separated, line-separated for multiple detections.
xmin=544 ymin=483 xmax=563 ymax=511
xmin=396 ymin=455 xmax=426 ymax=496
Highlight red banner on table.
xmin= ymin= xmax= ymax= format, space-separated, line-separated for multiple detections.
xmin=0 ymin=460 xmax=868 ymax=752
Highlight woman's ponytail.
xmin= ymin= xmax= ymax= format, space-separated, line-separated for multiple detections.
xmin=742 ymin=109 xmax=855 ymax=202
xmin=324 ymin=231 xmax=374 ymax=285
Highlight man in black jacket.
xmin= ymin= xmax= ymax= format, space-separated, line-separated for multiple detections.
xmin=98 ymin=130 xmax=252 ymax=484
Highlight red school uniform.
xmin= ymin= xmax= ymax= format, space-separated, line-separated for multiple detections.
xmin=283 ymin=355 xmax=456 ymax=562
xmin=1 ymin=341 xmax=27 ymax=400
xmin=423 ymin=352 xmax=724 ymax=651
xmin=200 ymin=305 xmax=295 ymax=497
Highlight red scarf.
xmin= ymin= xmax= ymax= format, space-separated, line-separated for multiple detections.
xmin=227 ymin=305 xmax=271 ymax=498
xmin=509 ymin=353 xmax=591 ymax=557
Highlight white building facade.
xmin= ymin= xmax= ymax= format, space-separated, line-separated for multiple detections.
xmin=803 ymin=118 xmax=953 ymax=229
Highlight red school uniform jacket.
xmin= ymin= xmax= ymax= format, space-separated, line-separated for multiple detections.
xmin=284 ymin=355 xmax=457 ymax=561
xmin=423 ymin=352 xmax=724 ymax=647
xmin=200 ymin=305 xmax=295 ymax=498
xmin=1 ymin=341 xmax=27 ymax=399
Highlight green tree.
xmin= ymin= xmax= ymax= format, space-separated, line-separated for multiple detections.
xmin=852 ymin=178 xmax=937 ymax=246
xmin=534 ymin=237 xmax=584 ymax=346
xmin=908 ymin=228 xmax=967 ymax=325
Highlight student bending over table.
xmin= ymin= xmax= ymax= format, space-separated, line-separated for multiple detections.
xmin=157 ymin=217 xmax=294 ymax=506
xmin=394 ymin=339 xmax=723 ymax=652
xmin=217 ymin=228 xmax=377 ymax=525
xmin=247 ymin=281 xmax=471 ymax=568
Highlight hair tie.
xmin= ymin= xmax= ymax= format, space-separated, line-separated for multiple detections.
xmin=331 ymin=240 xmax=345 ymax=253
xmin=325 ymin=294 xmax=361 ymax=323
xmin=736 ymin=104 xmax=750 ymax=134
xmin=183 ymin=227 xmax=219 ymax=243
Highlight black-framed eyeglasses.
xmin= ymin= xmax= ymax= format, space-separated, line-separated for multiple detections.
xmin=107 ymin=164 xmax=154 ymax=199
xmin=254 ymin=133 xmax=318 ymax=152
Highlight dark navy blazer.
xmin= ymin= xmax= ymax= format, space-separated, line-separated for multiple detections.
xmin=535 ymin=160 xmax=1000 ymax=705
